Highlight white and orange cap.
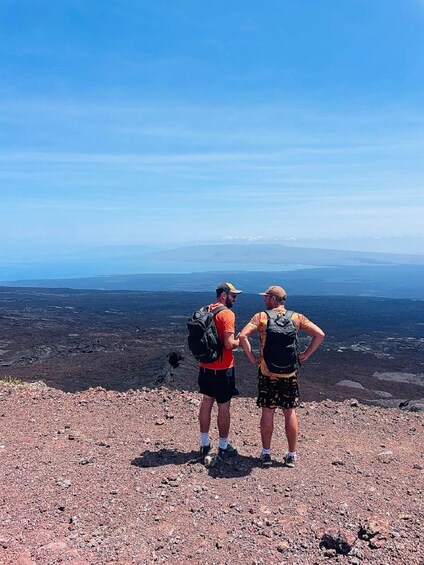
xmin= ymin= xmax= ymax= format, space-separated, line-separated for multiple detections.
xmin=216 ymin=282 xmax=243 ymax=294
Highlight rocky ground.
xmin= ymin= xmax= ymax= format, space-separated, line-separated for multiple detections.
xmin=0 ymin=382 xmax=423 ymax=565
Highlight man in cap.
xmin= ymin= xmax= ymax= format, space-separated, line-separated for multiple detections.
xmin=239 ymin=285 xmax=324 ymax=468
xmin=198 ymin=282 xmax=242 ymax=459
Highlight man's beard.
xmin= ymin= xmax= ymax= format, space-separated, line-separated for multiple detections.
xmin=225 ymin=297 xmax=234 ymax=308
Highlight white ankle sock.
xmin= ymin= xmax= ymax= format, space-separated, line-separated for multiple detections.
xmin=201 ymin=433 xmax=210 ymax=447
xmin=262 ymin=449 xmax=271 ymax=455
xmin=287 ymin=451 xmax=297 ymax=459
xmin=218 ymin=438 xmax=228 ymax=450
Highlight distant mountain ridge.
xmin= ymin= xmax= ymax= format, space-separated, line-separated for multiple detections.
xmin=138 ymin=243 xmax=424 ymax=266
xmin=1 ymin=243 xmax=424 ymax=292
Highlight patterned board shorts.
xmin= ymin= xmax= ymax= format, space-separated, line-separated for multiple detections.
xmin=256 ymin=369 xmax=299 ymax=409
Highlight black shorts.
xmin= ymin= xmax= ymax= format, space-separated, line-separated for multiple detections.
xmin=198 ymin=366 xmax=236 ymax=404
xmin=256 ymin=369 xmax=299 ymax=409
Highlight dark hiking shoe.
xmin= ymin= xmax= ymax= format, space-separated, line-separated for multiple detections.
xmin=200 ymin=444 xmax=212 ymax=457
xmin=260 ymin=453 xmax=272 ymax=467
xmin=284 ymin=453 xmax=296 ymax=468
xmin=218 ymin=443 xmax=238 ymax=458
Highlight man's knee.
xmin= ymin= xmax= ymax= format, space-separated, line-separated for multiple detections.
xmin=283 ymin=408 xmax=298 ymax=426
xmin=217 ymin=400 xmax=231 ymax=414
xmin=261 ymin=407 xmax=275 ymax=425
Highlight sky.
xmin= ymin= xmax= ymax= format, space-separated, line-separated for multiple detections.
xmin=1 ymin=0 xmax=424 ymax=262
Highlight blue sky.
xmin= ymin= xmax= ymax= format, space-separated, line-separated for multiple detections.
xmin=1 ymin=0 xmax=423 ymax=259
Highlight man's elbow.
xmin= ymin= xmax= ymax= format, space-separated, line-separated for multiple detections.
xmin=317 ymin=330 xmax=325 ymax=342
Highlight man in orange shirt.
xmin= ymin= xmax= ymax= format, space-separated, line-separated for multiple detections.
xmin=239 ymin=285 xmax=324 ymax=468
xmin=198 ymin=282 xmax=242 ymax=459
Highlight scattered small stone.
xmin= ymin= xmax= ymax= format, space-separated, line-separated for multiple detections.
xmin=187 ymin=397 xmax=200 ymax=407
xmin=95 ymin=440 xmax=110 ymax=447
xmin=349 ymin=399 xmax=359 ymax=407
xmin=349 ymin=547 xmax=364 ymax=559
xmin=377 ymin=450 xmax=394 ymax=464
xmin=369 ymin=538 xmax=385 ymax=549
xmin=276 ymin=541 xmax=289 ymax=552
xmin=155 ymin=420 xmax=165 ymax=426
xmin=358 ymin=516 xmax=389 ymax=549
xmin=319 ymin=528 xmax=356 ymax=555
xmin=56 ymin=479 xmax=72 ymax=488
xmin=331 ymin=459 xmax=345 ymax=466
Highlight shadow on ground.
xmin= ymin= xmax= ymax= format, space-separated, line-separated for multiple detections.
xmin=131 ymin=448 xmax=286 ymax=478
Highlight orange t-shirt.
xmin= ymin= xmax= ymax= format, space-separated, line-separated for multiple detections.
xmin=247 ymin=307 xmax=316 ymax=378
xmin=199 ymin=303 xmax=236 ymax=370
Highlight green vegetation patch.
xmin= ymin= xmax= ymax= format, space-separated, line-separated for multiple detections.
xmin=0 ymin=375 xmax=23 ymax=385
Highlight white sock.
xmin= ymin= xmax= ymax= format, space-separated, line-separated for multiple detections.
xmin=287 ymin=451 xmax=297 ymax=459
xmin=219 ymin=437 xmax=228 ymax=450
xmin=201 ymin=433 xmax=210 ymax=447
xmin=262 ymin=448 xmax=271 ymax=455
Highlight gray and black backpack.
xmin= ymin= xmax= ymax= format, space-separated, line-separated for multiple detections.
xmin=262 ymin=309 xmax=300 ymax=373
xmin=187 ymin=305 xmax=226 ymax=363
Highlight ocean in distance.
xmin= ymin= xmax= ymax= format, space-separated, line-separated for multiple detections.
xmin=0 ymin=259 xmax=318 ymax=281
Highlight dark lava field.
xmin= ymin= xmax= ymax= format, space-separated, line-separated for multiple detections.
xmin=0 ymin=287 xmax=423 ymax=408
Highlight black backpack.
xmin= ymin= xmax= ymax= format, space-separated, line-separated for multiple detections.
xmin=262 ymin=309 xmax=300 ymax=374
xmin=187 ymin=305 xmax=226 ymax=363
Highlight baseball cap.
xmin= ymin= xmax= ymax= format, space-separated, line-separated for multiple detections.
xmin=216 ymin=282 xmax=243 ymax=295
xmin=259 ymin=285 xmax=287 ymax=299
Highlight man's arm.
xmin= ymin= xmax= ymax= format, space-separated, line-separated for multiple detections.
xmin=239 ymin=323 xmax=259 ymax=365
xmin=218 ymin=309 xmax=240 ymax=350
xmin=223 ymin=331 xmax=239 ymax=350
xmin=298 ymin=322 xmax=325 ymax=363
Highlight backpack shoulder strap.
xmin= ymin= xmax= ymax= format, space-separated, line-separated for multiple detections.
xmin=265 ymin=309 xmax=295 ymax=321
xmin=264 ymin=309 xmax=277 ymax=320
xmin=211 ymin=305 xmax=226 ymax=316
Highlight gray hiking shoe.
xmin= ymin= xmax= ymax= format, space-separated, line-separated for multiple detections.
xmin=284 ymin=453 xmax=296 ymax=468
xmin=260 ymin=453 xmax=272 ymax=467
xmin=218 ymin=443 xmax=238 ymax=458
xmin=200 ymin=444 xmax=212 ymax=457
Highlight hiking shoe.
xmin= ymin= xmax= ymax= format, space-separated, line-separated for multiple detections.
xmin=218 ymin=443 xmax=238 ymax=458
xmin=260 ymin=453 xmax=272 ymax=467
xmin=200 ymin=444 xmax=212 ymax=457
xmin=284 ymin=453 xmax=296 ymax=468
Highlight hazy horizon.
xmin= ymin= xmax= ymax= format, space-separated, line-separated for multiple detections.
xmin=1 ymin=239 xmax=424 ymax=282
